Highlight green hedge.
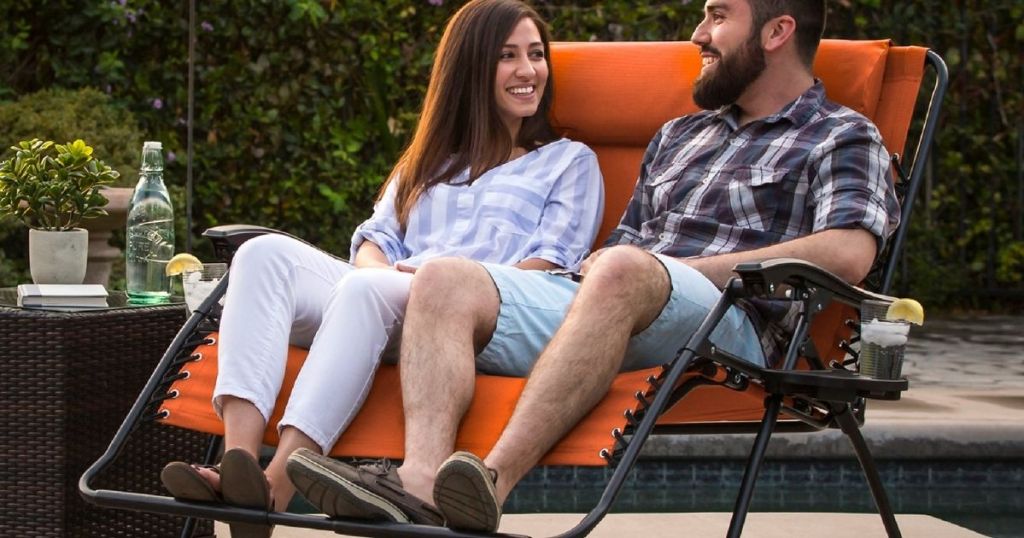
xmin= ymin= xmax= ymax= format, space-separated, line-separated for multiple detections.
xmin=0 ymin=87 xmax=143 ymax=184
xmin=1 ymin=0 xmax=1021 ymax=309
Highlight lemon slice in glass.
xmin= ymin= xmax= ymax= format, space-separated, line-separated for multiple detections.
xmin=165 ymin=253 xmax=204 ymax=276
xmin=886 ymin=298 xmax=924 ymax=325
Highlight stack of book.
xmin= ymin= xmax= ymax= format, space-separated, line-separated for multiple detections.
xmin=17 ymin=284 xmax=109 ymax=311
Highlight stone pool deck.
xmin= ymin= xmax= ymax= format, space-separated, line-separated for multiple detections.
xmin=228 ymin=512 xmax=983 ymax=537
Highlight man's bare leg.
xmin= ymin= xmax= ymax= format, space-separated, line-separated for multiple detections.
xmin=483 ymin=246 xmax=671 ymax=502
xmin=396 ymin=258 xmax=499 ymax=504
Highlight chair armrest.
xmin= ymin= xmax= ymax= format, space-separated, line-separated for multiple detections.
xmin=762 ymin=368 xmax=908 ymax=401
xmin=730 ymin=258 xmax=911 ymax=400
xmin=202 ymin=224 xmax=297 ymax=263
xmin=732 ymin=258 xmax=894 ymax=308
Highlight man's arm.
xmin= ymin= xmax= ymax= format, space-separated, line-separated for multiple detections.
xmin=682 ymin=227 xmax=877 ymax=288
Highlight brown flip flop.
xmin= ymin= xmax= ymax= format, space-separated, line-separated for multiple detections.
xmin=220 ymin=448 xmax=274 ymax=538
xmin=161 ymin=461 xmax=222 ymax=503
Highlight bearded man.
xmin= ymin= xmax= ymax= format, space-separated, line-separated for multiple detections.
xmin=286 ymin=0 xmax=901 ymax=533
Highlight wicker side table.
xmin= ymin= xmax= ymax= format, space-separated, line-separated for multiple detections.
xmin=0 ymin=290 xmax=214 ymax=537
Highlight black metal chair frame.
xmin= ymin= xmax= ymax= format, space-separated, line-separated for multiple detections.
xmin=80 ymin=51 xmax=947 ymax=538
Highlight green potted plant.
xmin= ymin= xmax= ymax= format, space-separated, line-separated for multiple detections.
xmin=0 ymin=138 xmax=119 ymax=284
xmin=0 ymin=87 xmax=144 ymax=286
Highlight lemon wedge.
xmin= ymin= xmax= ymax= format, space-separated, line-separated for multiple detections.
xmin=165 ymin=253 xmax=204 ymax=276
xmin=886 ymin=298 xmax=925 ymax=325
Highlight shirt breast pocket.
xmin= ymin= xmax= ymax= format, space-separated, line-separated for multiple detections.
xmin=724 ymin=165 xmax=801 ymax=232
xmin=647 ymin=162 xmax=704 ymax=214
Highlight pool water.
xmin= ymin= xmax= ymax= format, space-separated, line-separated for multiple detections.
xmin=504 ymin=459 xmax=1024 ymax=537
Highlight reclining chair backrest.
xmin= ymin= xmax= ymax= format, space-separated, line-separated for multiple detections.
xmin=548 ymin=40 xmax=926 ymax=391
xmin=547 ymin=39 xmax=919 ymax=247
xmin=158 ymin=40 xmax=932 ymax=465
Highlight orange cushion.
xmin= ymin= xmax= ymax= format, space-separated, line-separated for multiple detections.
xmin=873 ymin=46 xmax=928 ymax=159
xmin=550 ymin=39 xmax=890 ymax=146
xmin=815 ymin=39 xmax=890 ymax=119
xmin=159 ymin=334 xmax=662 ymax=465
xmin=160 ymin=328 xmax=847 ymax=465
xmin=550 ymin=41 xmax=701 ymax=147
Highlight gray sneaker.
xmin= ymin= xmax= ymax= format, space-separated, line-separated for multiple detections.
xmin=286 ymin=448 xmax=443 ymax=526
xmin=433 ymin=451 xmax=501 ymax=532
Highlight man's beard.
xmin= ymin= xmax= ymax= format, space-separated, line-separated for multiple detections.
xmin=693 ymin=33 xmax=767 ymax=110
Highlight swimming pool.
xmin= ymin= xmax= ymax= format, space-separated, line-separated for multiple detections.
xmin=505 ymin=459 xmax=1023 ymax=537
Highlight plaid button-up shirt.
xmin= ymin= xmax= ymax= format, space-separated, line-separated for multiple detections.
xmin=606 ymin=82 xmax=900 ymax=364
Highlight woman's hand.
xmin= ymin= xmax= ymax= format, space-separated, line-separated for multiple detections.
xmin=395 ymin=263 xmax=417 ymax=274
xmin=513 ymin=258 xmax=559 ymax=271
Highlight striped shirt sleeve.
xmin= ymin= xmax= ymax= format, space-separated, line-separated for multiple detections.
xmin=349 ymin=178 xmax=409 ymax=263
xmin=808 ymin=117 xmax=900 ymax=254
xmin=519 ymin=147 xmax=605 ymax=269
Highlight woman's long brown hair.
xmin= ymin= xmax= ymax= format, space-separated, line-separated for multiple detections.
xmin=387 ymin=0 xmax=556 ymax=228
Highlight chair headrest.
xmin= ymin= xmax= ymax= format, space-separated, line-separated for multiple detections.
xmin=549 ymin=39 xmax=891 ymax=147
xmin=549 ymin=41 xmax=700 ymax=146
xmin=814 ymin=39 xmax=890 ymax=120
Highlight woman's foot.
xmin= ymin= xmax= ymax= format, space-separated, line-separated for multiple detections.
xmin=161 ymin=450 xmax=275 ymax=538
xmin=161 ymin=461 xmax=222 ymax=503
xmin=221 ymin=448 xmax=275 ymax=538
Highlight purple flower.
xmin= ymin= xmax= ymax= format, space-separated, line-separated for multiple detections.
xmin=201 ymin=21 xmax=214 ymax=32
xmin=126 ymin=11 xmax=136 ymax=24
xmin=167 ymin=151 xmax=177 ymax=163
xmin=151 ymin=98 xmax=163 ymax=110
xmin=427 ymin=0 xmax=443 ymax=5
xmin=118 ymin=0 xmax=126 ymax=5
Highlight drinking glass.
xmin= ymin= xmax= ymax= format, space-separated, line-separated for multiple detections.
xmin=859 ymin=299 xmax=910 ymax=379
xmin=182 ymin=263 xmax=228 ymax=314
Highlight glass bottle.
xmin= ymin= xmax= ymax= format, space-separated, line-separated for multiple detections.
xmin=126 ymin=141 xmax=174 ymax=303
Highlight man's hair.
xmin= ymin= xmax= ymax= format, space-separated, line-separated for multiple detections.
xmin=749 ymin=0 xmax=826 ymax=68
xmin=387 ymin=0 xmax=556 ymax=228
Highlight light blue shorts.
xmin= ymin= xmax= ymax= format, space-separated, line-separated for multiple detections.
xmin=475 ymin=253 xmax=765 ymax=376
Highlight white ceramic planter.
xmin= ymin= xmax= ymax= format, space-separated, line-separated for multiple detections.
xmin=29 ymin=228 xmax=89 ymax=284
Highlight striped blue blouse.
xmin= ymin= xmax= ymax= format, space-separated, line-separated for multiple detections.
xmin=350 ymin=138 xmax=604 ymax=270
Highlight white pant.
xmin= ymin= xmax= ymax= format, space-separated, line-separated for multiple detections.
xmin=213 ymin=234 xmax=412 ymax=453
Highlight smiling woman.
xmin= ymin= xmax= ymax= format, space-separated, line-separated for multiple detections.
xmin=494 ymin=18 xmax=549 ymax=141
xmin=389 ymin=0 xmax=560 ymax=228
xmin=156 ymin=0 xmax=605 ymax=532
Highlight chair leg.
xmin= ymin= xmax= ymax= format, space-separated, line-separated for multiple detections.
xmin=178 ymin=435 xmax=224 ymax=538
xmin=834 ymin=404 xmax=902 ymax=538
xmin=727 ymin=394 xmax=783 ymax=538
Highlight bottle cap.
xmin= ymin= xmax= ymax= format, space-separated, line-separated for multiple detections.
xmin=143 ymin=141 xmax=163 ymax=150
